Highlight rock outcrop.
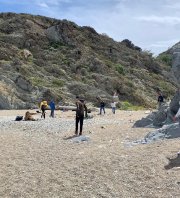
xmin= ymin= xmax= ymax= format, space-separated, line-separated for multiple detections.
xmin=134 ymin=89 xmax=180 ymax=128
xmin=172 ymin=50 xmax=180 ymax=84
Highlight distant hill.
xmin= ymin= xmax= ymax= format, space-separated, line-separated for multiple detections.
xmin=0 ymin=12 xmax=178 ymax=109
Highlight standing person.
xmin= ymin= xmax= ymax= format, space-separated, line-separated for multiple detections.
xmin=49 ymin=100 xmax=55 ymax=118
xmin=111 ymin=101 xmax=116 ymax=114
xmin=100 ymin=99 xmax=105 ymax=115
xmin=157 ymin=91 xmax=164 ymax=109
xmin=40 ymin=100 xmax=48 ymax=119
xmin=75 ymin=96 xmax=88 ymax=136
xmin=97 ymin=97 xmax=105 ymax=115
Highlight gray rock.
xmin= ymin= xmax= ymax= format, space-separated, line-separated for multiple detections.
xmin=15 ymin=76 xmax=33 ymax=91
xmin=144 ymin=123 xmax=180 ymax=143
xmin=71 ymin=135 xmax=90 ymax=143
xmin=46 ymin=22 xmax=77 ymax=46
xmin=169 ymin=89 xmax=180 ymax=115
xmin=153 ymin=104 xmax=168 ymax=127
xmin=172 ymin=51 xmax=180 ymax=84
xmin=0 ymin=95 xmax=11 ymax=109
xmin=134 ymin=90 xmax=180 ymax=128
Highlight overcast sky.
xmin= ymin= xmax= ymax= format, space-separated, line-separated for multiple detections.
xmin=0 ymin=0 xmax=180 ymax=55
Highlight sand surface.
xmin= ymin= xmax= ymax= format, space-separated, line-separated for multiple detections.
xmin=0 ymin=109 xmax=179 ymax=198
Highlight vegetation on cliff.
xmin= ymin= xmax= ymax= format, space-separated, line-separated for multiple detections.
xmin=0 ymin=13 xmax=177 ymax=109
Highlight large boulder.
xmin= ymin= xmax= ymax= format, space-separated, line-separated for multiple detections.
xmin=169 ymin=89 xmax=180 ymax=114
xmin=46 ymin=21 xmax=78 ymax=46
xmin=143 ymin=123 xmax=180 ymax=144
xmin=134 ymin=89 xmax=180 ymax=128
xmin=153 ymin=104 xmax=169 ymax=127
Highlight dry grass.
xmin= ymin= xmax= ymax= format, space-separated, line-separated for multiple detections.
xmin=0 ymin=110 xmax=179 ymax=198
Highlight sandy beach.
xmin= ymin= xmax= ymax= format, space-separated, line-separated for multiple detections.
xmin=0 ymin=109 xmax=179 ymax=198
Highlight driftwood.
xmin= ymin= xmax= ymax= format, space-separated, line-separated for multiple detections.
xmin=58 ymin=106 xmax=76 ymax=111
xmin=36 ymin=106 xmax=76 ymax=111
xmin=39 ymin=106 xmax=92 ymax=113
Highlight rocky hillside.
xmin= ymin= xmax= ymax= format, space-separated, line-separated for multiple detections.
xmin=0 ymin=12 xmax=178 ymax=109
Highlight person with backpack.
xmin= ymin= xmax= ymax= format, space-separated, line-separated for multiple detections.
xmin=40 ymin=100 xmax=48 ymax=119
xmin=75 ymin=96 xmax=88 ymax=136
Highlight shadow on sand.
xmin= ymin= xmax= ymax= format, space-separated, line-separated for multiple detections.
xmin=63 ymin=135 xmax=78 ymax=140
xmin=165 ymin=155 xmax=180 ymax=170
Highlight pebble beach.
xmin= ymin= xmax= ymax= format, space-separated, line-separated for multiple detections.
xmin=0 ymin=109 xmax=179 ymax=198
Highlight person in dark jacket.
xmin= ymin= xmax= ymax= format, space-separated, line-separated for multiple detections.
xmin=100 ymin=100 xmax=105 ymax=115
xmin=96 ymin=97 xmax=105 ymax=115
xmin=75 ymin=96 xmax=88 ymax=136
xmin=157 ymin=91 xmax=164 ymax=109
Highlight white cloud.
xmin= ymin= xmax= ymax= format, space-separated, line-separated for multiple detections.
xmin=149 ymin=39 xmax=179 ymax=48
xmin=38 ymin=2 xmax=49 ymax=8
xmin=33 ymin=0 xmax=72 ymax=7
xmin=135 ymin=15 xmax=180 ymax=25
xmin=164 ymin=1 xmax=180 ymax=9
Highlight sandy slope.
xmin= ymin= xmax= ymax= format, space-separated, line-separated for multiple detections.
xmin=0 ymin=109 xmax=179 ymax=198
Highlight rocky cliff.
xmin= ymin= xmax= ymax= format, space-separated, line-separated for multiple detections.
xmin=0 ymin=12 xmax=178 ymax=109
xmin=158 ymin=42 xmax=180 ymax=85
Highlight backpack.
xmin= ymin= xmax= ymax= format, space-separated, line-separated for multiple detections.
xmin=15 ymin=116 xmax=23 ymax=121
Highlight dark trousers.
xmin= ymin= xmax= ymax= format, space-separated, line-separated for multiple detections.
xmin=41 ymin=109 xmax=45 ymax=119
xmin=112 ymin=107 xmax=116 ymax=114
xmin=75 ymin=115 xmax=84 ymax=135
xmin=50 ymin=110 xmax=55 ymax=118
xmin=100 ymin=106 xmax=105 ymax=114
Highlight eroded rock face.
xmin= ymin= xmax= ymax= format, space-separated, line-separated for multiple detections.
xmin=15 ymin=76 xmax=33 ymax=91
xmin=172 ymin=51 xmax=180 ymax=84
xmin=169 ymin=89 xmax=180 ymax=115
xmin=0 ymin=95 xmax=11 ymax=109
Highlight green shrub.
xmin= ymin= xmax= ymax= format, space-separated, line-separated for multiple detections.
xmin=120 ymin=101 xmax=144 ymax=111
xmin=49 ymin=41 xmax=65 ymax=49
xmin=158 ymin=54 xmax=172 ymax=66
xmin=52 ymin=79 xmax=64 ymax=87
xmin=30 ymin=77 xmax=44 ymax=86
xmin=115 ymin=64 xmax=125 ymax=75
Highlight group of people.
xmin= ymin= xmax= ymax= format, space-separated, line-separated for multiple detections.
xmin=40 ymin=100 xmax=56 ymax=119
xmin=22 ymin=89 xmax=180 ymax=136
xmin=96 ymin=92 xmax=118 ymax=115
